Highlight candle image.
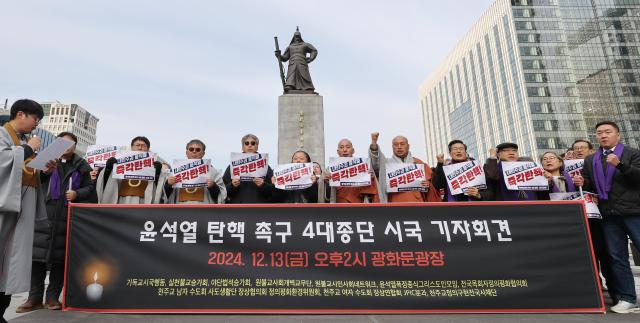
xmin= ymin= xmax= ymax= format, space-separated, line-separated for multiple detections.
xmin=86 ymin=272 xmax=103 ymax=301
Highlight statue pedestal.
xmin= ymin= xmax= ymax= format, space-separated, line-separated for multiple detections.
xmin=278 ymin=94 xmax=325 ymax=168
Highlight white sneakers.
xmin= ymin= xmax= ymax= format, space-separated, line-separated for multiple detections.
xmin=610 ymin=300 xmax=640 ymax=313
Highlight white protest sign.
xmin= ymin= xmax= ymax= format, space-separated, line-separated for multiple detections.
xmin=442 ymin=160 xmax=487 ymax=195
xmin=273 ymin=163 xmax=314 ymax=190
xmin=112 ymin=151 xmax=155 ymax=181
xmin=171 ymin=159 xmax=211 ymax=188
xmin=549 ymin=191 xmax=602 ymax=219
xmin=385 ymin=163 xmax=427 ymax=193
xmin=85 ymin=145 xmax=118 ymax=168
xmin=230 ymin=153 xmax=269 ymax=181
xmin=564 ymin=159 xmax=584 ymax=177
xmin=327 ymin=157 xmax=371 ymax=187
xmin=501 ymin=161 xmax=549 ymax=191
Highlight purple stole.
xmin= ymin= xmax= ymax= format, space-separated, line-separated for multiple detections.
xmin=592 ymin=144 xmax=624 ymax=201
xmin=550 ymin=171 xmax=577 ymax=193
xmin=50 ymin=166 xmax=82 ymax=205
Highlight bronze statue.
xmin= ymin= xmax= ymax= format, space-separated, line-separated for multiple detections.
xmin=275 ymin=27 xmax=318 ymax=94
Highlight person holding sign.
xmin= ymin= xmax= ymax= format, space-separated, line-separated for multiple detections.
xmin=541 ymin=150 xmax=614 ymax=298
xmin=572 ymin=139 xmax=595 ymax=159
xmin=483 ymin=143 xmax=544 ymax=201
xmin=573 ymin=121 xmax=640 ymax=313
xmin=164 ymin=139 xmax=226 ymax=204
xmin=0 ymin=99 xmax=56 ymax=322
xmin=17 ymin=132 xmax=94 ymax=313
xmin=223 ymin=134 xmax=275 ymax=204
xmin=369 ymin=132 xmax=440 ymax=203
xmin=272 ymin=151 xmax=319 ymax=203
xmin=433 ymin=140 xmax=488 ymax=202
xmin=97 ymin=136 xmax=165 ymax=204
xmin=324 ymin=139 xmax=379 ymax=203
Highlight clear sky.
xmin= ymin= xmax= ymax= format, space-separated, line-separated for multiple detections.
xmin=1 ymin=0 xmax=493 ymax=168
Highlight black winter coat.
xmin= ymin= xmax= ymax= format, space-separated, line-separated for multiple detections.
xmin=581 ymin=146 xmax=640 ymax=216
xmin=33 ymin=154 xmax=95 ymax=263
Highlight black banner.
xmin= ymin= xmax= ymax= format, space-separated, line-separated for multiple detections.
xmin=63 ymin=202 xmax=604 ymax=313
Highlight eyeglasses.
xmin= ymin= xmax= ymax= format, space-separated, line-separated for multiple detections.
xmin=244 ymin=141 xmax=257 ymax=146
xmin=188 ymin=147 xmax=202 ymax=153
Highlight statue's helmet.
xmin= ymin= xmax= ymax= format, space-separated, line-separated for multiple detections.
xmin=290 ymin=26 xmax=304 ymax=44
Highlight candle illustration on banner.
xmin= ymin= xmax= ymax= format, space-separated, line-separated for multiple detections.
xmin=86 ymin=272 xmax=103 ymax=301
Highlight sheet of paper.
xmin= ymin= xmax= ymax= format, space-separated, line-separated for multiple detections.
xmin=385 ymin=162 xmax=427 ymax=193
xmin=442 ymin=160 xmax=487 ymax=195
xmin=26 ymin=137 xmax=75 ymax=170
xmin=273 ymin=163 xmax=314 ymax=190
xmin=327 ymin=157 xmax=371 ymax=187
xmin=501 ymin=161 xmax=549 ymax=191
xmin=171 ymin=159 xmax=211 ymax=188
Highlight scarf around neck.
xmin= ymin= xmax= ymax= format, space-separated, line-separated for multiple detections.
xmin=592 ymin=143 xmax=624 ymax=200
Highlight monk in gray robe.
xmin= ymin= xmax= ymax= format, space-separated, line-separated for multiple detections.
xmin=0 ymin=99 xmax=55 ymax=321
xmin=164 ymin=139 xmax=226 ymax=204
xmin=97 ymin=136 xmax=165 ymax=204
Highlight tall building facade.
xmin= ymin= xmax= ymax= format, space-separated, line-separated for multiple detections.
xmin=40 ymin=101 xmax=99 ymax=155
xmin=420 ymin=0 xmax=640 ymax=165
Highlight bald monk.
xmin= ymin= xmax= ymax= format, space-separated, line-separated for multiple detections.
xmin=369 ymin=132 xmax=441 ymax=203
xmin=324 ymin=139 xmax=380 ymax=203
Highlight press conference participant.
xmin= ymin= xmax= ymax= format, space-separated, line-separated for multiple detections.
xmin=222 ymin=134 xmax=275 ymax=204
xmin=433 ymin=140 xmax=487 ymax=202
xmin=573 ymin=121 xmax=640 ymax=314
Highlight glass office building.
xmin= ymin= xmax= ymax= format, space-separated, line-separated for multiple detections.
xmin=420 ymin=0 xmax=640 ymax=164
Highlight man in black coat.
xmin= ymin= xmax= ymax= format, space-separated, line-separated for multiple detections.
xmin=574 ymin=121 xmax=640 ymax=314
xmin=16 ymin=132 xmax=94 ymax=312
xmin=223 ymin=134 xmax=275 ymax=203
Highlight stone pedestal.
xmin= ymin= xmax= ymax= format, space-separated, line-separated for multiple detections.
xmin=278 ymin=94 xmax=325 ymax=168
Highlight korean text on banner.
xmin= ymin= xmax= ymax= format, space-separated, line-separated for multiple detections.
xmin=171 ymin=159 xmax=211 ymax=188
xmin=273 ymin=163 xmax=314 ymax=190
xmin=328 ymin=157 xmax=371 ymax=187
xmin=443 ymin=160 xmax=487 ymax=195
xmin=230 ymin=153 xmax=268 ymax=181
xmin=549 ymin=191 xmax=602 ymax=219
xmin=564 ymin=159 xmax=584 ymax=177
xmin=386 ymin=163 xmax=426 ymax=193
xmin=113 ymin=151 xmax=155 ymax=181
xmin=501 ymin=161 xmax=549 ymax=191
xmin=85 ymin=145 xmax=118 ymax=168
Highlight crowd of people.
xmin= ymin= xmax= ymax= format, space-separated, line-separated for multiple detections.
xmin=1 ymin=99 xmax=639 ymax=320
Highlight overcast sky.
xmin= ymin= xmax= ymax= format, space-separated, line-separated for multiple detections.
xmin=1 ymin=0 xmax=493 ymax=168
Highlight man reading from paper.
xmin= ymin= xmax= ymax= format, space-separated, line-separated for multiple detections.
xmin=324 ymin=139 xmax=379 ymax=203
xmin=97 ymin=136 xmax=165 ymax=204
xmin=164 ymin=139 xmax=226 ymax=204
xmin=0 ymin=99 xmax=56 ymax=322
xmin=369 ymin=132 xmax=440 ymax=203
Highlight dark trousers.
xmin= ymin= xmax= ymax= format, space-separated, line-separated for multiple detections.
xmin=602 ymin=214 xmax=640 ymax=304
xmin=588 ymin=219 xmax=615 ymax=295
xmin=28 ymin=261 xmax=64 ymax=302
